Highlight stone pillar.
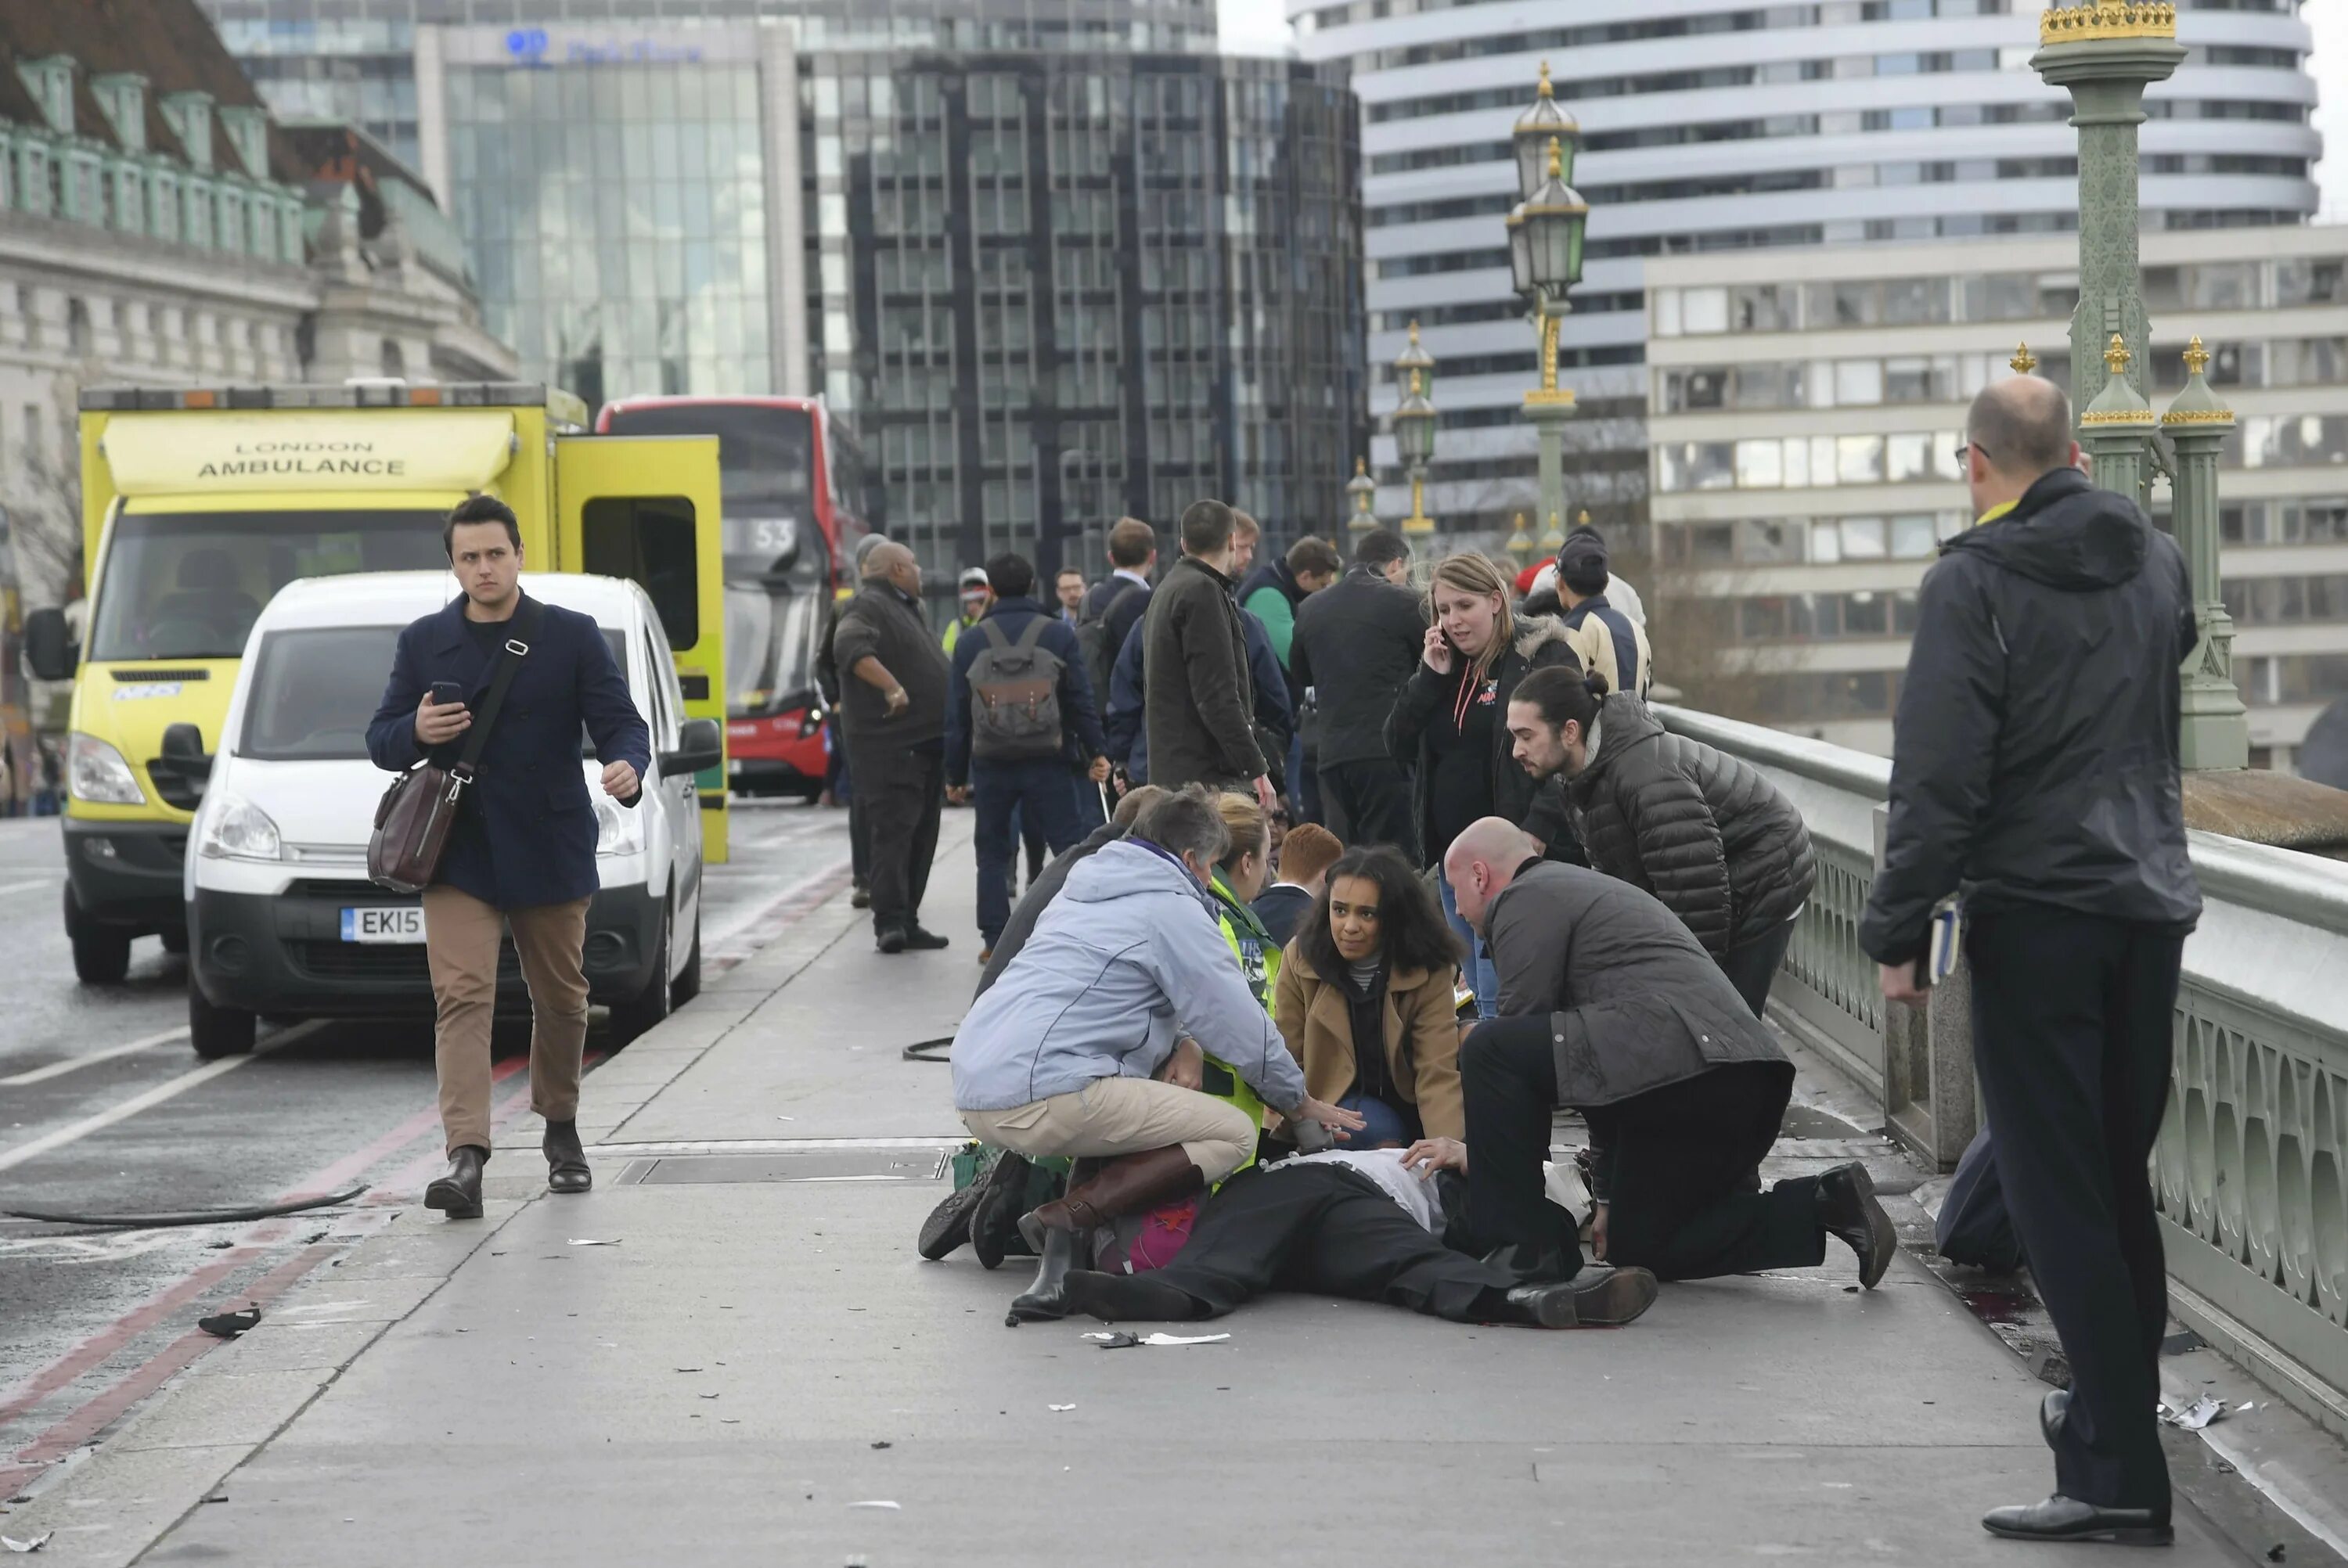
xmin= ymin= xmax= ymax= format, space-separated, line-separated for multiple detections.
xmin=2164 ymin=338 xmax=2250 ymax=771
xmin=2077 ymin=333 xmax=2157 ymax=504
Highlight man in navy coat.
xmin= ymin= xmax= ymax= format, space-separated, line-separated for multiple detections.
xmin=368 ymin=494 xmax=651 ymax=1218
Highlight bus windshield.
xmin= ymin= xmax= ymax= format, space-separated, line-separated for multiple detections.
xmin=601 ymin=402 xmax=816 ymax=580
xmin=722 ymin=581 xmax=826 ymax=716
xmin=89 ymin=510 xmax=448 ymax=663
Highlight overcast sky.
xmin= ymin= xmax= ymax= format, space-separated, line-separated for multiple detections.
xmin=1220 ymin=0 xmax=2348 ymax=219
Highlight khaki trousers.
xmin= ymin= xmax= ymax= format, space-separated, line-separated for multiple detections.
xmin=960 ymin=1077 xmax=1259 ymax=1185
xmin=422 ymin=885 xmax=591 ymax=1156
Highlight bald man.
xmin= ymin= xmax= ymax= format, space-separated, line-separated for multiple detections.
xmin=1442 ymin=818 xmax=1894 ymax=1290
xmin=1861 ymin=375 xmax=2199 ymax=1545
xmin=832 ymin=541 xmax=954 ymax=951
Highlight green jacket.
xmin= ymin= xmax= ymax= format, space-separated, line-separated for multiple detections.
xmin=1201 ymin=869 xmax=1277 ymax=1174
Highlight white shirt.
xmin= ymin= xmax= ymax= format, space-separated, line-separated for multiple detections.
xmin=1264 ymin=1149 xmax=1444 ymax=1233
xmin=1111 ymin=568 xmax=1151 ymax=591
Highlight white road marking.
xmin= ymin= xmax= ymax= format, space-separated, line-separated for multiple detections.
xmin=0 ymin=1053 xmax=260 ymax=1174
xmin=0 ymin=876 xmax=61 ymax=898
xmin=0 ymin=1028 xmax=191 ymax=1087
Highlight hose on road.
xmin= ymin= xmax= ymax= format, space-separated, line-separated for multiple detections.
xmin=902 ymin=1036 xmax=953 ymax=1063
xmin=2 ymin=1181 xmax=369 ymax=1229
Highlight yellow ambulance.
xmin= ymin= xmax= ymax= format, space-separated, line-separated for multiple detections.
xmin=21 ymin=381 xmax=728 ymax=982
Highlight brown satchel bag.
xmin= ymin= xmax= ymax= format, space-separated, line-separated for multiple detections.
xmin=367 ymin=601 xmax=542 ymax=894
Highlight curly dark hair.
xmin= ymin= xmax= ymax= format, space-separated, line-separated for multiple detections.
xmin=1294 ymin=845 xmax=1462 ymax=980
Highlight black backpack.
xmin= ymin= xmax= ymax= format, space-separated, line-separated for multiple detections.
xmin=967 ymin=617 xmax=1066 ymax=762
xmin=1075 ymin=581 xmax=1140 ymax=710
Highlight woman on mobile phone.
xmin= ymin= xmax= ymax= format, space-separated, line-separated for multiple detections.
xmin=1384 ymin=552 xmax=1580 ymax=1016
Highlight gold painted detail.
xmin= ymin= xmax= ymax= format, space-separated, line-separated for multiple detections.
xmin=1536 ymin=61 xmax=1551 ymax=99
xmin=1522 ymin=389 xmax=1577 ymax=408
xmin=2161 ymin=409 xmax=2236 ymax=427
xmin=2011 ymin=342 xmax=2039 ymax=374
xmin=2182 ymin=336 xmax=2210 ymax=376
xmin=2037 ymin=2 xmax=2177 ymax=45
xmin=2102 ymin=333 xmax=2132 ymax=375
xmin=2080 ymin=408 xmax=2158 ymax=426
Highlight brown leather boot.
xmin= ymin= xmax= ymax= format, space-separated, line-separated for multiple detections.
xmin=1006 ymin=1147 xmax=1203 ymax=1325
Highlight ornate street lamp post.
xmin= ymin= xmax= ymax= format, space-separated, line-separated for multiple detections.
xmin=1346 ymin=456 xmax=1377 ymax=536
xmin=2033 ymin=0 xmax=2245 ymax=769
xmin=1507 ymin=63 xmax=1589 ymax=537
xmin=1389 ymin=324 xmax=1438 ymax=536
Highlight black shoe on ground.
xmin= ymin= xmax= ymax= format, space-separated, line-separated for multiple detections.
xmin=876 ymin=924 xmax=908 ymax=954
xmin=968 ymin=1151 xmax=1033 ymax=1271
xmin=1493 ymin=1265 xmax=1659 ymax=1329
xmin=1981 ymin=1496 xmax=2170 ymax=1546
xmin=917 ymin=1182 xmax=981 ymax=1261
xmin=2041 ymin=1387 xmax=2070 ymax=1450
xmin=851 ymin=882 xmax=871 ymax=910
xmin=903 ymin=925 xmax=950 ymax=951
xmin=544 ymin=1120 xmax=592 ymax=1194
xmin=1816 ymin=1161 xmax=1897 ymax=1289
xmin=424 ymin=1145 xmax=488 ymax=1220
xmin=1061 ymin=1269 xmax=1202 ymax=1323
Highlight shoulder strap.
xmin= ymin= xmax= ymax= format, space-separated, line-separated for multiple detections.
xmin=453 ymin=597 xmax=545 ymax=780
xmin=1013 ymin=616 xmax=1050 ymax=653
xmin=976 ymin=618 xmax=1012 ymax=653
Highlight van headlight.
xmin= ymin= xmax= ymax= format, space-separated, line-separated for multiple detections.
xmin=199 ymin=797 xmax=283 ymax=861
xmin=68 ymin=732 xmax=146 ymax=805
xmin=594 ymin=795 xmax=643 ymax=857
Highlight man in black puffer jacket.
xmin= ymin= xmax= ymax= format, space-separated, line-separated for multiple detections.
xmin=1507 ymin=671 xmax=1814 ymax=1015
xmin=1862 ymin=376 xmax=2200 ymax=1548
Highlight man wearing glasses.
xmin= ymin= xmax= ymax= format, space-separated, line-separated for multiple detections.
xmin=1860 ymin=376 xmax=2201 ymax=1546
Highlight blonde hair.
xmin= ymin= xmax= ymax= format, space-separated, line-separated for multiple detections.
xmin=1213 ymin=792 xmax=1269 ymax=871
xmin=1426 ymin=552 xmax=1517 ymax=685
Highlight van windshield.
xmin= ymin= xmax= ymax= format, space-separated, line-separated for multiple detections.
xmin=89 ymin=509 xmax=448 ymax=663
xmin=241 ymin=627 xmax=405 ymax=761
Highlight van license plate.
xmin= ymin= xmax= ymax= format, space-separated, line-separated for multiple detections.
xmin=341 ymin=907 xmax=425 ymax=944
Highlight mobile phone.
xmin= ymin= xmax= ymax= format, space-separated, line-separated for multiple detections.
xmin=430 ymin=681 xmax=465 ymax=707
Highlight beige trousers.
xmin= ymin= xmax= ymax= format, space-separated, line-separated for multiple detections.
xmin=422 ymin=885 xmax=591 ymax=1156
xmin=960 ymin=1076 xmax=1259 ymax=1184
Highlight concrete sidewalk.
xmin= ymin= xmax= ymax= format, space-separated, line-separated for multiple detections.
xmin=6 ymin=820 xmax=2262 ymax=1565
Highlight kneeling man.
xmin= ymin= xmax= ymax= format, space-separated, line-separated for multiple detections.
xmin=1442 ymin=818 xmax=1896 ymax=1286
xmin=952 ymin=786 xmax=1363 ymax=1322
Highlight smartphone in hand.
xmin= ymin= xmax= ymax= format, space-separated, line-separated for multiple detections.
xmin=429 ymin=681 xmax=465 ymax=707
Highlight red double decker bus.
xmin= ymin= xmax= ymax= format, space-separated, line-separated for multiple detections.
xmin=596 ymin=397 xmax=868 ymax=800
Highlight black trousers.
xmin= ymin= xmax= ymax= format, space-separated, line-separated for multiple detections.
xmin=854 ymin=742 xmax=944 ymax=933
xmin=1317 ymin=757 xmax=1417 ymax=861
xmin=1152 ymin=1163 xmax=1515 ymax=1322
xmin=1716 ymin=917 xmax=1797 ymax=1019
xmin=1461 ymin=1017 xmax=1822 ymax=1281
xmin=1968 ymin=908 xmax=2183 ymax=1516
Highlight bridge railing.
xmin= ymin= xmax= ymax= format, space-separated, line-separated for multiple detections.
xmin=1658 ymin=705 xmax=2348 ymax=1434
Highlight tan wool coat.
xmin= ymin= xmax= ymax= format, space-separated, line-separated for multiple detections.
xmin=1274 ymin=947 xmax=1465 ymax=1140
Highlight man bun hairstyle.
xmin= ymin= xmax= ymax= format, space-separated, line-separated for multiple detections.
xmin=1131 ymin=783 xmax=1231 ymax=867
xmin=984 ymin=551 xmax=1035 ymax=600
xmin=1276 ymin=822 xmax=1343 ymax=886
xmin=1179 ymin=498 xmax=1237 ymax=559
xmin=1514 ymin=662 xmax=1608 ymax=735
xmin=1107 ymin=516 xmax=1156 ymax=569
xmin=444 ymin=493 xmax=521 ymax=556
xmin=1287 ymin=537 xmax=1343 ymax=579
xmin=1354 ymin=527 xmax=1410 ymax=570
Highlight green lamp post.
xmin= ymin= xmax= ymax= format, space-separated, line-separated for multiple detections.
xmin=1392 ymin=359 xmax=1439 ymax=537
xmin=1346 ymin=456 xmax=1377 ymax=536
xmin=1506 ymin=63 xmax=1590 ymax=538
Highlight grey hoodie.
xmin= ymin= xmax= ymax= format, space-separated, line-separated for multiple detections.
xmin=949 ymin=838 xmax=1309 ymax=1115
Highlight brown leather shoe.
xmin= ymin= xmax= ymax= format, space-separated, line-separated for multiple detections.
xmin=1006 ymin=1146 xmax=1203 ymax=1324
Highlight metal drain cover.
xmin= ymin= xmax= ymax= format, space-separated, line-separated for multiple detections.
xmin=617 ymin=1149 xmax=949 ymax=1185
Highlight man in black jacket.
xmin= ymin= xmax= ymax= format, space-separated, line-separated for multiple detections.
xmin=1291 ymin=529 xmax=1422 ymax=854
xmin=1142 ymin=500 xmax=1272 ymax=807
xmin=832 ymin=541 xmax=954 ymax=953
xmin=1861 ymin=376 xmax=2200 ymax=1548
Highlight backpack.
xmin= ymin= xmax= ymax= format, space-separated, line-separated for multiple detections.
xmin=968 ymin=617 xmax=1067 ymax=761
xmin=1075 ymin=581 xmax=1140 ymax=710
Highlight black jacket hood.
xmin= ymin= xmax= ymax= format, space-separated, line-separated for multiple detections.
xmin=1943 ymin=466 xmax=2149 ymax=592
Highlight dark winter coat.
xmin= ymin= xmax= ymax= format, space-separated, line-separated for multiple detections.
xmin=1079 ymin=574 xmax=1152 ymax=679
xmin=1562 ymin=692 xmax=1815 ymax=955
xmin=1385 ymin=616 xmax=1583 ymax=869
xmin=1858 ymin=466 xmax=2203 ymax=966
xmin=1485 ymin=859 xmax=1790 ymax=1111
xmin=366 ymin=592 xmax=650 ymax=912
xmin=1291 ymin=566 xmax=1425 ymax=767
xmin=1142 ymin=555 xmax=1266 ymax=790
xmin=943 ymin=595 xmax=1106 ymax=787
xmin=1107 ymin=601 xmax=1291 ymax=786
xmin=830 ymin=579 xmax=951 ymax=752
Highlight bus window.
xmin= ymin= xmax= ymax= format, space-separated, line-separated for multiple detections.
xmin=582 ymin=496 xmax=699 ymax=650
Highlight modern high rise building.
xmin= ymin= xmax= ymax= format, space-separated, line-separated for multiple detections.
xmin=1290 ymin=0 xmax=2321 ymax=546
xmin=204 ymin=2 xmax=1367 ymax=576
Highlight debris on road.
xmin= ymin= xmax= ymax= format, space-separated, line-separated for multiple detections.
xmin=2159 ymin=1329 xmax=2209 ymax=1356
xmin=1048 ymin=1403 xmax=1075 ymax=1412
xmin=567 ymin=1239 xmax=621 ymax=1247
xmin=2158 ymin=1395 xmax=2225 ymax=1430
xmin=870 ymin=1441 xmax=891 ymax=1450
xmin=1080 ymin=1330 xmax=1230 ymax=1350
xmin=196 ymin=1306 xmax=261 ymax=1338
xmin=847 ymin=1501 xmax=901 ymax=1511
xmin=1 ymin=1533 xmax=51 ymax=1553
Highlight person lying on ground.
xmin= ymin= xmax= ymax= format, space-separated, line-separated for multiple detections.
xmin=1276 ymin=845 xmax=1465 ymax=1147
xmin=1058 ymin=1140 xmax=1656 ymax=1331
xmin=1440 ymin=816 xmax=1896 ymax=1289
xmin=949 ymin=786 xmax=1365 ymax=1323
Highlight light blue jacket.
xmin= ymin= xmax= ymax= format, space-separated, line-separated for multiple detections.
xmin=950 ymin=838 xmax=1309 ymax=1115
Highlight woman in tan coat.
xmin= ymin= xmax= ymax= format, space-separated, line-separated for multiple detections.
xmin=1276 ymin=845 xmax=1468 ymax=1145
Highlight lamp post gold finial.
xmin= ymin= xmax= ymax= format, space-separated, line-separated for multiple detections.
xmin=2011 ymin=342 xmax=2039 ymax=375
xmin=1547 ymin=136 xmax=1563 ymax=180
xmin=2183 ymin=336 xmax=2210 ymax=377
xmin=1354 ymin=456 xmax=1366 ymax=477
xmin=1577 ymin=509 xmax=1591 ymax=527
xmin=1406 ymin=319 xmax=1421 ymax=347
xmin=2104 ymin=333 xmax=2132 ymax=376
xmin=1536 ymin=60 xmax=1551 ymax=98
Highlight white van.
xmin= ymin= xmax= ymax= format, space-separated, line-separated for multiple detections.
xmin=182 ymin=572 xmax=719 ymax=1060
